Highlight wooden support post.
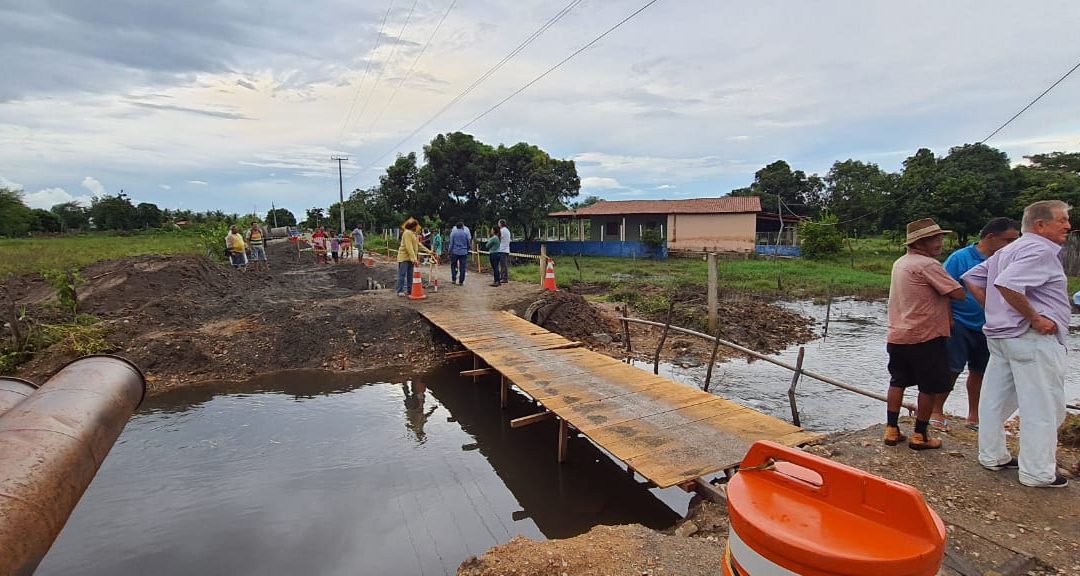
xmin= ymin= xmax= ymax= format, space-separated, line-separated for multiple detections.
xmin=621 ymin=314 xmax=632 ymax=353
xmin=703 ymin=327 xmax=723 ymax=393
xmin=823 ymin=282 xmax=833 ymax=339
xmin=471 ymin=354 xmax=480 ymax=383
xmin=787 ymin=346 xmax=806 ymax=427
xmin=653 ymin=300 xmax=675 ymax=375
xmin=557 ymin=418 xmax=569 ymax=463
xmin=539 ymin=243 xmax=547 ymax=286
xmin=707 ymin=253 xmax=718 ymax=334
xmin=510 ymin=411 xmax=555 ymax=428
xmin=500 ymin=374 xmax=508 ymax=409
xmin=460 ymin=368 xmax=494 ymax=378
xmin=691 ymin=478 xmax=729 ymax=505
xmin=444 ymin=350 xmax=472 ymax=359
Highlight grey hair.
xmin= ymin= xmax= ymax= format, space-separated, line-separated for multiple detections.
xmin=1021 ymin=200 xmax=1070 ymax=232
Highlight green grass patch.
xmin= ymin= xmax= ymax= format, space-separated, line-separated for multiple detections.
xmin=0 ymin=232 xmax=203 ymax=276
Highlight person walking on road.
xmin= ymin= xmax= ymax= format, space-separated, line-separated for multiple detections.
xmin=246 ymin=221 xmax=270 ymax=272
xmin=225 ymin=225 xmax=248 ymax=270
xmin=963 ymin=200 xmax=1072 ymax=489
xmin=486 ymin=227 xmax=502 ymax=287
xmin=448 ymin=222 xmax=472 ymax=285
xmin=884 ymin=218 xmax=965 ymax=450
xmin=397 ymin=217 xmax=435 ymax=297
xmin=931 ymin=217 xmax=1020 ymax=431
xmin=497 ymin=219 xmax=511 ymax=284
xmin=351 ymin=224 xmax=365 ymax=259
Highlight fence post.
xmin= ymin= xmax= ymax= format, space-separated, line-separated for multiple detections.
xmin=823 ymin=282 xmax=833 ymax=339
xmin=621 ymin=304 xmax=633 ymax=353
xmin=539 ymin=243 xmax=547 ymax=286
xmin=703 ymin=328 xmax=723 ymax=393
xmin=787 ymin=346 xmax=805 ymax=426
xmin=653 ymin=301 xmax=675 ymax=375
xmin=707 ymin=252 xmax=718 ymax=334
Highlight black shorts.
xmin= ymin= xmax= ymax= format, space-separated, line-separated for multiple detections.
xmin=887 ymin=337 xmax=951 ymax=394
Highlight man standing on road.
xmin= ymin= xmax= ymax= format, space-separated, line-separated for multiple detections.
xmin=351 ymin=224 xmax=365 ymax=260
xmin=930 ymin=217 xmax=1020 ymax=431
xmin=884 ymin=218 xmax=965 ymax=450
xmin=963 ymin=200 xmax=1072 ymax=488
xmin=497 ymin=219 xmax=511 ymax=284
xmin=246 ymin=221 xmax=270 ymax=272
xmin=448 ymin=222 xmax=471 ymax=285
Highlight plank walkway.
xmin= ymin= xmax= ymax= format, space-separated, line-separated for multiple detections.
xmin=422 ymin=309 xmax=820 ymax=489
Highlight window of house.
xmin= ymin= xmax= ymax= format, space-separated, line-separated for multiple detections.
xmin=645 ymin=221 xmax=658 ymax=230
xmin=604 ymin=221 xmax=619 ymax=236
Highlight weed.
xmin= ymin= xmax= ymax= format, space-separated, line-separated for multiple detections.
xmin=43 ymin=268 xmax=81 ymax=318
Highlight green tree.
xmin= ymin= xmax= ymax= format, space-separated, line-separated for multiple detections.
xmin=730 ymin=160 xmax=823 ymax=216
xmin=0 ymin=188 xmax=33 ymax=236
xmin=50 ymin=201 xmax=89 ymax=231
xmin=30 ymin=209 xmax=61 ymax=233
xmin=572 ymin=195 xmax=602 ymax=209
xmin=1012 ymin=165 xmax=1080 ymax=228
xmin=303 ymin=207 xmax=325 ymax=229
xmin=799 ymin=214 xmax=844 ymax=258
xmin=265 ymin=207 xmax=297 ymax=227
xmin=824 ymin=160 xmax=898 ymax=236
xmin=135 ymin=202 xmax=164 ymax=229
xmin=1025 ymin=152 xmax=1080 ymax=174
xmin=89 ymin=192 xmax=137 ymax=230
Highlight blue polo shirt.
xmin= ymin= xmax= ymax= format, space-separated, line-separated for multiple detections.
xmin=943 ymin=244 xmax=987 ymax=330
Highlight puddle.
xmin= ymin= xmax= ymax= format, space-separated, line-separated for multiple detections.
xmin=643 ymin=299 xmax=1080 ymax=432
xmin=37 ymin=365 xmax=684 ymax=576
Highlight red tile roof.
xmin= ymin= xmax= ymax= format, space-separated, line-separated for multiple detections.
xmin=550 ymin=196 xmax=761 ymax=217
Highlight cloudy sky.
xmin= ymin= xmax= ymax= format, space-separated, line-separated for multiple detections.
xmin=1 ymin=0 xmax=1079 ymax=218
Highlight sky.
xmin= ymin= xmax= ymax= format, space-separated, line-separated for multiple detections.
xmin=1 ymin=0 xmax=1079 ymax=219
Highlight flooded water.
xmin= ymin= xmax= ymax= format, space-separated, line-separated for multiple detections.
xmin=37 ymin=367 xmax=685 ymax=576
xmin=646 ymin=299 xmax=1080 ymax=432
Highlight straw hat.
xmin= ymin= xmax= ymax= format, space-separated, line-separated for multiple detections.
xmin=905 ymin=218 xmax=952 ymax=245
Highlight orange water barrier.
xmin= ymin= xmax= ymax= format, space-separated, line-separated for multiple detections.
xmin=723 ymin=441 xmax=945 ymax=576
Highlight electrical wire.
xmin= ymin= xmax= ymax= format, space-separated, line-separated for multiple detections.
xmin=344 ymin=0 xmax=586 ymax=183
xmin=337 ymin=2 xmax=396 ymax=147
xmin=347 ymin=0 xmax=421 ymax=143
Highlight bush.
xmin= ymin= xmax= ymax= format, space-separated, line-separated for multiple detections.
xmin=800 ymin=215 xmax=844 ymax=259
xmin=641 ymin=228 xmax=664 ymax=249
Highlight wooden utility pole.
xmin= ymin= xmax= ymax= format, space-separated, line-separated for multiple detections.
xmin=331 ymin=156 xmax=348 ymax=235
xmin=707 ymin=252 xmax=718 ymax=333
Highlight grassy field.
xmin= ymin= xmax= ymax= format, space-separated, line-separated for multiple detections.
xmin=0 ymin=233 xmax=204 ymax=277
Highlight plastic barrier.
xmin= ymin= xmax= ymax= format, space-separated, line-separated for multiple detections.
xmin=723 ymin=441 xmax=945 ymax=576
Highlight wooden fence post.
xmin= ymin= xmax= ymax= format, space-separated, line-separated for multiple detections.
xmin=653 ymin=301 xmax=675 ymax=375
xmin=707 ymin=252 xmax=717 ymax=334
xmin=539 ymin=243 xmax=547 ymax=286
xmin=787 ymin=347 xmax=806 ymax=427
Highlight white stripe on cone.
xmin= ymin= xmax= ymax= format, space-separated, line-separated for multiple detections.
xmin=726 ymin=528 xmax=800 ymax=575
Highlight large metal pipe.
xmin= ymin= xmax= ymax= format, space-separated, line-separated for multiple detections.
xmin=0 ymin=355 xmax=145 ymax=576
xmin=0 ymin=377 xmax=37 ymax=415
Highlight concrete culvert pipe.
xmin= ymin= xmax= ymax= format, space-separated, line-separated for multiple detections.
xmin=0 ymin=355 xmax=146 ymax=576
xmin=0 ymin=377 xmax=37 ymax=415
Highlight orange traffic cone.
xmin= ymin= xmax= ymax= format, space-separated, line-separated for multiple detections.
xmin=363 ymin=253 xmax=375 ymax=268
xmin=408 ymin=267 xmax=427 ymax=300
xmin=543 ymin=258 xmax=557 ymax=291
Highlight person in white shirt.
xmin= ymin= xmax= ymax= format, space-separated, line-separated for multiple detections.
xmin=498 ymin=219 xmax=511 ymax=285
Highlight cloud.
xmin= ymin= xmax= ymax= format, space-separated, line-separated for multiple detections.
xmin=655 ymin=184 xmax=675 ymax=190
xmin=236 ymin=79 xmax=258 ymax=91
xmin=581 ymin=176 xmax=624 ymax=190
xmin=0 ymin=175 xmax=23 ymax=190
xmin=81 ymin=176 xmax=106 ymax=196
xmin=127 ymin=100 xmax=250 ymax=120
xmin=187 ymin=180 xmax=208 ymax=185
xmin=159 ymin=184 xmax=172 ymax=190
xmin=23 ymin=187 xmax=93 ymax=210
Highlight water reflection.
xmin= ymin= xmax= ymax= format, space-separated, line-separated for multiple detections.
xmin=38 ymin=365 xmax=681 ymax=576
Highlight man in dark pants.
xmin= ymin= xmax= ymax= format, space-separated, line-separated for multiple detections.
xmin=497 ymin=219 xmax=511 ymax=284
xmin=884 ymin=218 xmax=965 ymax=450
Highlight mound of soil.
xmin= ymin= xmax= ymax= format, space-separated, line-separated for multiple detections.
xmin=511 ymin=291 xmax=618 ymax=343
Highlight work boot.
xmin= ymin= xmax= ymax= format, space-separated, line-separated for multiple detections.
xmin=882 ymin=425 xmax=906 ymax=446
xmin=908 ymin=433 xmax=942 ymax=451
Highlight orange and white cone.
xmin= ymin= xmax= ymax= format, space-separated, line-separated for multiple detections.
xmin=408 ymin=268 xmax=427 ymax=300
xmin=543 ymin=258 xmax=557 ymax=291
xmin=363 ymin=253 xmax=375 ymax=268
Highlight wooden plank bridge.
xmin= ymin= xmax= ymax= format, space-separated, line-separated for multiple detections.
xmin=422 ymin=310 xmax=821 ymax=490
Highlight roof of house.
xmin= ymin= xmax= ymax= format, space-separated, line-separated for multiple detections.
xmin=549 ymin=196 xmax=761 ymax=217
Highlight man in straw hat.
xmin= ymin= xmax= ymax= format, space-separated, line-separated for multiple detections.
xmin=963 ymin=200 xmax=1072 ymax=488
xmin=884 ymin=218 xmax=965 ymax=450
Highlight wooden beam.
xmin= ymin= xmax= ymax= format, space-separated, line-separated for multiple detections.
xmin=557 ymin=419 xmax=569 ymax=463
xmin=500 ymin=375 xmax=509 ymax=408
xmin=541 ymin=341 xmax=583 ymax=351
xmin=510 ymin=411 xmax=555 ymax=428
xmin=691 ymin=478 xmax=729 ymax=505
xmin=444 ymin=350 xmax=472 ymax=359
xmin=460 ymin=368 xmax=495 ymax=377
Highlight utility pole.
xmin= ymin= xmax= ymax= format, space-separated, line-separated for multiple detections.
xmin=271 ymin=202 xmax=278 ymax=228
xmin=331 ymin=156 xmax=348 ymax=235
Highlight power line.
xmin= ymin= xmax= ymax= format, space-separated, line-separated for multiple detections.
xmin=337 ymin=2 xmax=396 ymax=147
xmin=366 ymin=0 xmax=458 ymax=136
xmin=461 ymin=0 xmax=662 ymax=130
xmin=980 ymin=58 xmax=1080 ymax=144
xmin=348 ymin=0 xmax=421 ymax=139
xmin=344 ymin=0 xmax=585 ymax=183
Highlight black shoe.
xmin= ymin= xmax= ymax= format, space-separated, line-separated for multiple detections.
xmin=982 ymin=457 xmax=1019 ymax=471
xmin=1025 ymin=475 xmax=1069 ymax=489
xmin=489 ymin=283 xmax=500 ymax=287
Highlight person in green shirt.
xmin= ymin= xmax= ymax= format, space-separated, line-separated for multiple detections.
xmin=432 ymin=229 xmax=444 ymax=262
xmin=486 ymin=226 xmax=502 ymax=287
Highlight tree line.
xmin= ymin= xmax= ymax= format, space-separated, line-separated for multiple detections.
xmin=729 ymin=146 xmax=1080 ymax=243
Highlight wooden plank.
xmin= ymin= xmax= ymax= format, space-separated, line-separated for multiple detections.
xmin=444 ymin=350 xmax=472 ymax=359
xmin=510 ymin=411 xmax=555 ymax=428
xmin=500 ymin=374 xmax=508 ymax=409
xmin=460 ymin=368 xmax=495 ymax=377
xmin=557 ymin=419 xmax=568 ymax=463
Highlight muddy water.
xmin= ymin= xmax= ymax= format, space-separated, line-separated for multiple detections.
xmin=37 ymin=366 xmax=683 ymax=576
xmin=647 ymin=299 xmax=1080 ymax=432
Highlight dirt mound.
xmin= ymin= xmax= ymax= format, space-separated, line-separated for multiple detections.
xmin=714 ymin=298 xmax=816 ymax=354
xmin=512 ymin=291 xmax=618 ymax=343
xmin=457 ymin=524 xmax=724 ymax=576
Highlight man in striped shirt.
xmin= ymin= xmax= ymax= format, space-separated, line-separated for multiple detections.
xmin=246 ymin=221 xmax=269 ymax=272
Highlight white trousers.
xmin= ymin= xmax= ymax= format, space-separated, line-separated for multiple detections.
xmin=978 ymin=330 xmax=1066 ymax=486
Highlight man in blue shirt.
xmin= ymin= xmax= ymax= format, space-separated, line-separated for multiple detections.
xmin=448 ymin=222 xmax=472 ymax=285
xmin=933 ymin=217 xmax=1020 ymax=431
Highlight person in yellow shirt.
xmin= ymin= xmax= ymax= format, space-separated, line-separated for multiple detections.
xmin=225 ymin=225 xmax=247 ymax=269
xmin=396 ymin=217 xmax=435 ymax=296
xmin=246 ymin=221 xmax=269 ymax=272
